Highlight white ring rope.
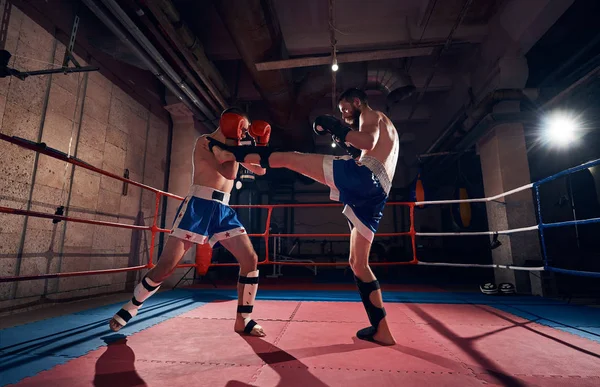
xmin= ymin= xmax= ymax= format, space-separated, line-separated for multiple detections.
xmin=411 ymin=182 xmax=543 ymax=271
xmin=416 ymin=225 xmax=539 ymax=237
xmin=414 ymin=183 xmax=534 ymax=206
xmin=405 ymin=161 xmax=600 ymax=276
xmin=417 ymin=261 xmax=545 ymax=271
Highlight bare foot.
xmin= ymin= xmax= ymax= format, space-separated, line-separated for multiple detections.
xmin=212 ymin=145 xmax=236 ymax=164
xmin=235 ymin=317 xmax=266 ymax=337
xmin=109 ymin=318 xmax=123 ymax=332
xmin=372 ymin=318 xmax=396 ymax=346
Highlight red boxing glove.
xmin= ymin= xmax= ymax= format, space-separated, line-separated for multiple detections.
xmin=249 ymin=120 xmax=271 ymax=146
xmin=220 ymin=112 xmax=248 ymax=144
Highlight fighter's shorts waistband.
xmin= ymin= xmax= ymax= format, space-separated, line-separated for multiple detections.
xmin=187 ymin=185 xmax=231 ymax=205
xmin=359 ymin=156 xmax=392 ymax=195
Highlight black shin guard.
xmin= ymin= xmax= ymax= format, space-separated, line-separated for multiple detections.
xmin=355 ymin=275 xmax=386 ymax=341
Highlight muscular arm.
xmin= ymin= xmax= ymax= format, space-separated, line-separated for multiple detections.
xmin=197 ymin=137 xmax=239 ymax=180
xmin=345 ymin=110 xmax=379 ymax=151
xmin=219 ymin=161 xmax=239 ymax=180
xmin=241 ymin=163 xmax=267 ymax=176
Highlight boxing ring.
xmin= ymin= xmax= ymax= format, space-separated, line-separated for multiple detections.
xmin=2 ymin=133 xmax=600 ymax=386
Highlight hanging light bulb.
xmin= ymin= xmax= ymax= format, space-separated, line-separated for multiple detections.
xmin=331 ymin=50 xmax=338 ymax=72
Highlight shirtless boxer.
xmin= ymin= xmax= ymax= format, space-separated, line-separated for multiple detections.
xmin=108 ymin=107 xmax=270 ymax=337
xmin=209 ymin=88 xmax=399 ymax=345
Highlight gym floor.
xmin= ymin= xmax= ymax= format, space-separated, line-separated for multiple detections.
xmin=1 ymin=283 xmax=600 ymax=386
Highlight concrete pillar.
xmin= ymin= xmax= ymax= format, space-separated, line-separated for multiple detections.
xmin=160 ymin=102 xmax=210 ymax=287
xmin=476 ymin=56 xmax=544 ymax=296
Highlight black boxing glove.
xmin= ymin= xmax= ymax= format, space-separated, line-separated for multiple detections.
xmin=313 ymin=115 xmax=352 ymax=144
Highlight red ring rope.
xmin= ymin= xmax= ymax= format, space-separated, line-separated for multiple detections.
xmin=0 ymin=134 xmax=417 ymax=283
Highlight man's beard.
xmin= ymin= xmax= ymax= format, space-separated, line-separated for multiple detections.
xmin=345 ymin=108 xmax=361 ymax=129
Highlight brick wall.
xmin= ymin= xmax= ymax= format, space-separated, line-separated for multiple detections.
xmin=0 ymin=4 xmax=169 ymax=309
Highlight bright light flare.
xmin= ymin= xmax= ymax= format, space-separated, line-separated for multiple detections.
xmin=544 ymin=112 xmax=581 ymax=147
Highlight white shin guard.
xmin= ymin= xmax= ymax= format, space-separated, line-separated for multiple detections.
xmin=237 ymin=270 xmax=259 ymax=333
xmin=113 ymin=275 xmax=161 ymax=327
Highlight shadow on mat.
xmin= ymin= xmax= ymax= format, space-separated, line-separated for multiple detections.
xmin=225 ymin=336 xmax=333 ymax=387
xmin=0 ymin=292 xmax=214 ymax=372
xmin=474 ymin=305 xmax=600 ymax=359
xmin=93 ymin=334 xmax=147 ymax=387
xmin=219 ymin=335 xmax=372 ymax=368
xmin=406 ymin=304 xmax=527 ymax=387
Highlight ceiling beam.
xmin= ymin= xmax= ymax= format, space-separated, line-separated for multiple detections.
xmin=255 ymin=47 xmax=435 ymax=71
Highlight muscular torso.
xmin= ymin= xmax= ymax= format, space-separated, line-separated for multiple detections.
xmin=361 ymin=111 xmax=399 ymax=181
xmin=192 ymin=135 xmax=235 ymax=193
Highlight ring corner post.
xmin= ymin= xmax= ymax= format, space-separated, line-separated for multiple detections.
xmin=533 ymin=183 xmax=550 ymax=270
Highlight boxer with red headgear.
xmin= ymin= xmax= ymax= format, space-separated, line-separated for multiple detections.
xmin=108 ymin=107 xmax=267 ymax=338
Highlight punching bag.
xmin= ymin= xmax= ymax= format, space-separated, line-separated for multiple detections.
xmin=411 ymin=169 xmax=427 ymax=208
xmin=452 ymin=176 xmax=472 ymax=229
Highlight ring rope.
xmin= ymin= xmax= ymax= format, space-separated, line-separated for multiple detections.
xmin=414 ymin=183 xmax=534 ymax=206
xmin=1 ymin=133 xmax=600 ymax=281
xmin=416 ymin=225 xmax=539 ymax=237
xmin=416 ymin=262 xmax=546 ymax=271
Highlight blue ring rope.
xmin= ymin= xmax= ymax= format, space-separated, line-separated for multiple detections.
xmin=532 ymin=158 xmax=600 ymax=277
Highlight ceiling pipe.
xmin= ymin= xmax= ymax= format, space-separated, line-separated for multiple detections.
xmin=424 ymin=88 xmax=539 ymax=156
xmin=99 ymin=0 xmax=218 ymax=120
xmin=213 ymin=0 xmax=295 ymax=128
xmin=408 ymin=0 xmax=474 ymax=120
xmin=83 ymin=0 xmax=218 ymax=127
xmin=120 ymin=0 xmax=222 ymax=113
xmin=329 ymin=0 xmax=337 ymax=114
xmin=423 ymin=111 xmax=537 ymax=182
xmin=255 ymin=47 xmax=435 ymax=71
xmin=145 ymin=0 xmax=230 ymax=109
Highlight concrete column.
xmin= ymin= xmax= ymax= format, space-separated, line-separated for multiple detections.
xmin=476 ymin=56 xmax=544 ymax=296
xmin=161 ymin=102 xmax=211 ymax=287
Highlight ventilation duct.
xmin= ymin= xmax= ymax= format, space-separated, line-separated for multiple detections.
xmin=365 ymin=66 xmax=416 ymax=105
xmin=293 ymin=62 xmax=415 ymax=123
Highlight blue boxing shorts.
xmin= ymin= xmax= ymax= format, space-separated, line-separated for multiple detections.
xmin=171 ymin=185 xmax=246 ymax=247
xmin=323 ymin=155 xmax=392 ymax=242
